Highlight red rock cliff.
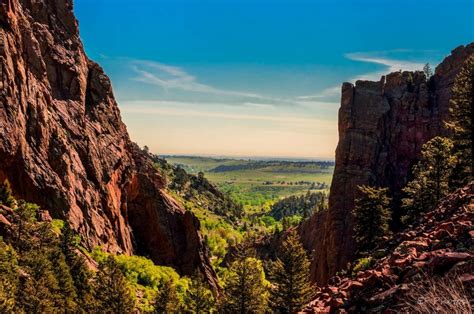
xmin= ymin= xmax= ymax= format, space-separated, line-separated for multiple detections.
xmin=0 ymin=0 xmax=217 ymax=288
xmin=300 ymin=43 xmax=474 ymax=285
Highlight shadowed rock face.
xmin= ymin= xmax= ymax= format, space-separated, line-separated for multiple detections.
xmin=300 ymin=43 xmax=474 ymax=285
xmin=0 ymin=0 xmax=217 ymax=288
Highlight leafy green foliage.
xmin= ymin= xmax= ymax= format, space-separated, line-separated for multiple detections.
xmin=280 ymin=215 xmax=303 ymax=231
xmin=446 ymin=55 xmax=473 ymax=187
xmin=154 ymin=278 xmax=181 ymax=313
xmin=13 ymin=200 xmax=39 ymax=253
xmin=402 ymin=137 xmax=456 ymax=223
xmin=353 ymin=185 xmax=391 ymax=253
xmin=0 ymin=199 xmax=97 ymax=312
xmin=0 ymin=179 xmax=15 ymax=207
xmin=0 ymin=239 xmax=19 ymax=312
xmin=221 ymin=250 xmax=269 ymax=313
xmin=0 ymin=195 xmax=186 ymax=313
xmin=270 ymin=191 xmax=326 ymax=220
xmin=95 ymin=256 xmax=136 ymax=313
xmin=154 ymin=156 xmax=244 ymax=220
xmin=269 ymin=229 xmax=314 ymax=313
xmin=352 ymin=257 xmax=374 ymax=275
xmin=184 ymin=272 xmax=216 ymax=313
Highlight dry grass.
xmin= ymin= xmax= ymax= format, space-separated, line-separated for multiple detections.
xmin=402 ymin=273 xmax=472 ymax=314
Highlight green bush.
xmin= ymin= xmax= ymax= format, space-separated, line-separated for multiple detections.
xmin=352 ymin=257 xmax=374 ymax=275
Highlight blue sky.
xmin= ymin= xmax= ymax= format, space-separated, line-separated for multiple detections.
xmin=74 ymin=0 xmax=473 ymax=159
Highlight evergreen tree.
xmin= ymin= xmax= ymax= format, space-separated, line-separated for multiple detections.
xmin=423 ymin=63 xmax=433 ymax=78
xmin=184 ymin=272 xmax=215 ymax=313
xmin=60 ymin=224 xmax=96 ymax=311
xmin=269 ymin=229 xmax=314 ymax=313
xmin=445 ymin=55 xmax=473 ymax=187
xmin=402 ymin=137 xmax=457 ymax=223
xmin=95 ymin=256 xmax=136 ymax=313
xmin=353 ymin=185 xmax=391 ymax=252
xmin=154 ymin=278 xmax=181 ymax=313
xmin=51 ymin=251 xmax=78 ymax=311
xmin=0 ymin=240 xmax=19 ymax=312
xmin=60 ymin=223 xmax=80 ymax=261
xmin=221 ymin=250 xmax=268 ymax=314
xmin=17 ymin=249 xmax=60 ymax=313
xmin=14 ymin=200 xmax=38 ymax=253
xmin=70 ymin=255 xmax=96 ymax=312
xmin=0 ymin=179 xmax=15 ymax=207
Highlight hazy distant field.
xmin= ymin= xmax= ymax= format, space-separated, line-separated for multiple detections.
xmin=164 ymin=156 xmax=334 ymax=212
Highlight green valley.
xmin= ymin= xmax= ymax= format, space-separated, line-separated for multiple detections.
xmin=163 ymin=156 xmax=334 ymax=213
xmin=150 ymin=155 xmax=334 ymax=274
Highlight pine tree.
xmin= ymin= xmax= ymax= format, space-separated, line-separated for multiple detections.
xmin=60 ymin=223 xmax=80 ymax=261
xmin=60 ymin=224 xmax=96 ymax=311
xmin=0 ymin=240 xmax=19 ymax=312
xmin=70 ymin=255 xmax=96 ymax=312
xmin=52 ymin=251 xmax=78 ymax=311
xmin=17 ymin=249 xmax=60 ymax=313
xmin=353 ymin=185 xmax=391 ymax=252
xmin=184 ymin=272 xmax=215 ymax=313
xmin=221 ymin=250 xmax=268 ymax=313
xmin=402 ymin=136 xmax=457 ymax=223
xmin=14 ymin=200 xmax=38 ymax=253
xmin=95 ymin=256 xmax=136 ymax=313
xmin=445 ymin=55 xmax=473 ymax=187
xmin=154 ymin=278 xmax=181 ymax=313
xmin=269 ymin=229 xmax=314 ymax=313
xmin=0 ymin=179 xmax=15 ymax=207
xmin=423 ymin=63 xmax=433 ymax=78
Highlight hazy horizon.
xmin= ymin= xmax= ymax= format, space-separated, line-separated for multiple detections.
xmin=75 ymin=0 xmax=473 ymax=158
xmin=160 ymin=153 xmax=335 ymax=162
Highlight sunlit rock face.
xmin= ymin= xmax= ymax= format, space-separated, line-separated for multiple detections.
xmin=0 ymin=0 xmax=217 ymax=289
xmin=300 ymin=43 xmax=474 ymax=285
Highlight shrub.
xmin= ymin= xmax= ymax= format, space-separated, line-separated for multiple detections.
xmin=352 ymin=257 xmax=374 ymax=275
xmin=403 ymin=273 xmax=471 ymax=313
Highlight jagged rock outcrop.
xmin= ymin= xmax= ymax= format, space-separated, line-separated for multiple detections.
xmin=302 ymin=183 xmax=474 ymax=313
xmin=300 ymin=43 xmax=474 ymax=285
xmin=0 ymin=0 xmax=217 ymax=288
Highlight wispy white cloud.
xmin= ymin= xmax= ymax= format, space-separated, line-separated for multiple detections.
xmin=295 ymin=51 xmax=428 ymax=101
xmin=296 ymin=86 xmax=341 ymax=100
xmin=242 ymin=102 xmax=275 ymax=109
xmin=345 ymin=51 xmax=425 ymax=81
xmin=130 ymin=59 xmax=342 ymax=110
xmin=131 ymin=60 xmax=281 ymax=102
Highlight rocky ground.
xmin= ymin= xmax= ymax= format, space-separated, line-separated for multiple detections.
xmin=302 ymin=182 xmax=473 ymax=313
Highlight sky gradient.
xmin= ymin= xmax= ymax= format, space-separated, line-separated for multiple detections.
xmin=74 ymin=0 xmax=473 ymax=159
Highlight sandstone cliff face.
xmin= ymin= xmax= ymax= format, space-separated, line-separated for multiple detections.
xmin=301 ymin=43 xmax=474 ymax=285
xmin=0 ymin=0 xmax=217 ymax=288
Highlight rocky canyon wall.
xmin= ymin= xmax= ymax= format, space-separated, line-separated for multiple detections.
xmin=301 ymin=43 xmax=474 ymax=284
xmin=0 ymin=0 xmax=217 ymax=288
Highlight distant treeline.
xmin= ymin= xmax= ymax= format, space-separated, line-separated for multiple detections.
xmin=263 ymin=181 xmax=328 ymax=189
xmin=269 ymin=191 xmax=327 ymax=220
xmin=210 ymin=161 xmax=334 ymax=173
